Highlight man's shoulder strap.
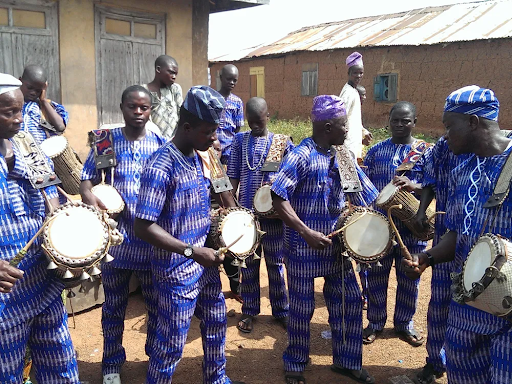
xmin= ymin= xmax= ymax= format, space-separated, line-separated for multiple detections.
xmin=484 ymin=146 xmax=512 ymax=208
xmin=88 ymin=129 xmax=117 ymax=169
xmin=261 ymin=133 xmax=289 ymax=172
xmin=395 ymin=140 xmax=431 ymax=173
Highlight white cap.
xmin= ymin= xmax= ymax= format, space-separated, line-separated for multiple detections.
xmin=0 ymin=73 xmax=22 ymax=96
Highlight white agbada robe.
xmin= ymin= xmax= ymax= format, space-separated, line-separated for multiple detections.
xmin=339 ymin=82 xmax=363 ymax=159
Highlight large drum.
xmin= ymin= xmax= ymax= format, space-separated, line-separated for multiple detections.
xmin=456 ymin=234 xmax=512 ymax=318
xmin=91 ymin=183 xmax=125 ymax=214
xmin=42 ymin=202 xmax=123 ymax=288
xmin=208 ymin=207 xmax=262 ymax=266
xmin=253 ymin=184 xmax=279 ymax=219
xmin=375 ymin=182 xmax=435 ymax=241
xmin=40 ymin=136 xmax=83 ymax=195
xmin=334 ymin=207 xmax=394 ymax=264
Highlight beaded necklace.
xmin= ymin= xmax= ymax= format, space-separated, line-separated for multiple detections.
xmin=245 ymin=132 xmax=269 ymax=171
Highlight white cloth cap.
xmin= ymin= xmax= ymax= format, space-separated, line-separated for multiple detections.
xmin=0 ymin=73 xmax=22 ymax=95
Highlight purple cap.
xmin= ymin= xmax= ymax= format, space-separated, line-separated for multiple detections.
xmin=346 ymin=52 xmax=363 ymax=68
xmin=311 ymin=95 xmax=346 ymax=122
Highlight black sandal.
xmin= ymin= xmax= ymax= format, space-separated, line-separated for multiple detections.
xmin=284 ymin=373 xmax=306 ymax=384
xmin=276 ymin=316 xmax=289 ymax=330
xmin=331 ymin=365 xmax=375 ymax=383
xmin=362 ymin=326 xmax=381 ymax=344
xmin=237 ymin=314 xmax=253 ymax=333
xmin=395 ymin=328 xmax=425 ymax=347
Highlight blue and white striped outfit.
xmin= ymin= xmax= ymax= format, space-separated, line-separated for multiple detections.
xmin=421 ymin=137 xmax=467 ymax=372
xmin=21 ymin=100 xmax=69 ymax=145
xmin=271 ymin=137 xmax=378 ymax=373
xmin=363 ymin=138 xmax=430 ymax=332
xmin=217 ymin=94 xmax=244 ymax=164
xmin=227 ymin=131 xmax=293 ymax=319
xmin=443 ymin=144 xmax=512 ymax=384
xmin=81 ymin=127 xmax=164 ymax=375
xmin=0 ymin=141 xmax=78 ymax=383
xmin=136 ymin=142 xmax=232 ymax=384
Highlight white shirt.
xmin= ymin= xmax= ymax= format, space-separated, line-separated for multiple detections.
xmin=339 ymin=83 xmax=364 ymax=159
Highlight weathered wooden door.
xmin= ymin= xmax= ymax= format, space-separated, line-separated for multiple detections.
xmin=95 ymin=6 xmax=165 ymax=126
xmin=0 ymin=1 xmax=61 ymax=102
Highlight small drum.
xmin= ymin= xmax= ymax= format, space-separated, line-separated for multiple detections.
xmin=42 ymin=202 xmax=123 ymax=288
xmin=208 ymin=207 xmax=262 ymax=265
xmin=253 ymin=184 xmax=279 ymax=219
xmin=335 ymin=207 xmax=394 ymax=264
xmin=40 ymin=136 xmax=83 ymax=195
xmin=376 ymin=182 xmax=435 ymax=241
xmin=91 ymin=183 xmax=125 ymax=214
xmin=456 ymin=234 xmax=512 ymax=318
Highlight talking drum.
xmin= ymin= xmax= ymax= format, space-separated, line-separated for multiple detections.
xmin=40 ymin=136 xmax=83 ymax=195
xmin=42 ymin=202 xmax=123 ymax=288
xmin=208 ymin=207 xmax=263 ymax=266
xmin=253 ymin=184 xmax=279 ymax=219
xmin=454 ymin=234 xmax=512 ymax=318
xmin=334 ymin=207 xmax=394 ymax=264
xmin=375 ymin=182 xmax=435 ymax=241
xmin=91 ymin=183 xmax=125 ymax=214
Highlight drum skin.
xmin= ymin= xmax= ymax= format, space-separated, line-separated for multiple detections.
xmin=335 ymin=206 xmax=394 ymax=264
xmin=253 ymin=184 xmax=279 ymax=219
xmin=376 ymin=182 xmax=435 ymax=241
xmin=91 ymin=183 xmax=125 ymax=214
xmin=460 ymin=233 xmax=512 ymax=318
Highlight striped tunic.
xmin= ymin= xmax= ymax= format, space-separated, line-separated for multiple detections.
xmin=81 ymin=127 xmax=165 ymax=270
xmin=21 ymin=100 xmax=69 ymax=145
xmin=217 ymin=94 xmax=244 ymax=164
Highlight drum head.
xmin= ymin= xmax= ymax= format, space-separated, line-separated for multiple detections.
xmin=376 ymin=183 xmax=398 ymax=206
xmin=92 ymin=184 xmax=124 ymax=213
xmin=344 ymin=211 xmax=391 ymax=257
xmin=220 ymin=211 xmax=257 ymax=255
xmin=464 ymin=238 xmax=494 ymax=292
xmin=254 ymin=185 xmax=273 ymax=213
xmin=40 ymin=136 xmax=68 ymax=157
xmin=47 ymin=205 xmax=106 ymax=260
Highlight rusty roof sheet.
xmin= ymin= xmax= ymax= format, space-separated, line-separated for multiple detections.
xmin=210 ymin=0 xmax=512 ymax=62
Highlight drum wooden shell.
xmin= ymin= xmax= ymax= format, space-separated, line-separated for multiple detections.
xmin=460 ymin=233 xmax=512 ymax=318
xmin=91 ymin=183 xmax=125 ymax=214
xmin=40 ymin=136 xmax=83 ymax=195
xmin=208 ymin=207 xmax=261 ymax=261
xmin=335 ymin=207 xmax=394 ymax=264
xmin=375 ymin=182 xmax=435 ymax=241
xmin=253 ymin=184 xmax=279 ymax=219
xmin=42 ymin=202 xmax=112 ymax=287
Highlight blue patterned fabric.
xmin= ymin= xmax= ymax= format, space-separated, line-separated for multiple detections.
xmin=444 ymin=85 xmax=499 ymax=122
xmin=101 ymin=265 xmax=157 ymax=375
xmin=21 ymin=100 xmax=69 ymax=145
xmin=284 ymin=267 xmax=363 ymax=372
xmin=0 ymin=140 xmax=62 ymax=330
xmin=0 ymin=295 xmax=79 ymax=383
xmin=227 ymin=131 xmax=294 ymax=211
xmin=183 ymin=85 xmax=225 ymax=124
xmin=217 ymin=93 xmax=244 ymax=164
xmin=271 ymin=137 xmax=378 ymax=278
xmin=444 ymin=144 xmax=512 ymax=381
xmin=81 ymin=127 xmax=164 ymax=270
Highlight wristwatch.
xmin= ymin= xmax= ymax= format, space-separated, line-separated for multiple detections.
xmin=184 ymin=245 xmax=194 ymax=259
xmin=425 ymin=251 xmax=435 ymax=268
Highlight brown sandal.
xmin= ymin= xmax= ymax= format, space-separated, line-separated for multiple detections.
xmin=395 ymin=328 xmax=425 ymax=347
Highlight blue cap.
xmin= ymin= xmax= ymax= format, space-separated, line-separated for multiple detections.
xmin=444 ymin=85 xmax=499 ymax=122
xmin=183 ymin=86 xmax=226 ymax=124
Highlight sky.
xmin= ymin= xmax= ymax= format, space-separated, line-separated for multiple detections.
xmin=208 ymin=0 xmax=470 ymax=59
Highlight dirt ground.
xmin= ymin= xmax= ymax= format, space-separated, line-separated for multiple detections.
xmin=67 ymin=260 xmax=447 ymax=384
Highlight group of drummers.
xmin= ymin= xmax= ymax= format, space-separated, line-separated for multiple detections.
xmin=0 ymin=50 xmax=511 ymax=384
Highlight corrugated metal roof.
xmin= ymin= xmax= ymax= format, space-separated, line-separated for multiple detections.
xmin=210 ymin=0 xmax=512 ymax=62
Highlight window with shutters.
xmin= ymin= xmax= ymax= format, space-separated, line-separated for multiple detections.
xmin=301 ymin=63 xmax=318 ymax=97
xmin=374 ymin=73 xmax=398 ymax=103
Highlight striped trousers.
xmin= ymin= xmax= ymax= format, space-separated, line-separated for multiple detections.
xmin=425 ymin=263 xmax=452 ymax=372
xmin=365 ymin=242 xmax=425 ymax=332
xmin=0 ymin=295 xmax=79 ymax=383
xmin=445 ymin=322 xmax=512 ymax=384
xmin=101 ymin=264 xmax=157 ymax=375
xmin=147 ymin=267 xmax=230 ymax=384
xmin=241 ymin=219 xmax=288 ymax=318
xmin=283 ymin=265 xmax=363 ymax=372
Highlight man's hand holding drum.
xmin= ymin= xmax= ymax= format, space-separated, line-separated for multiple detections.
xmin=80 ymin=180 xmax=108 ymax=211
xmin=194 ymin=246 xmax=224 ymax=267
xmin=300 ymin=228 xmax=332 ymax=250
xmin=0 ymin=260 xmax=24 ymax=293
xmin=392 ymin=175 xmax=420 ymax=193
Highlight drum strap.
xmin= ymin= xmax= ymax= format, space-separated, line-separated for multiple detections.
xmin=261 ymin=134 xmax=289 ymax=172
xmin=11 ymin=131 xmax=61 ymax=189
xmin=334 ymin=145 xmax=362 ymax=193
xmin=395 ymin=140 xmax=430 ymax=173
xmin=198 ymin=147 xmax=233 ymax=193
xmin=484 ymin=149 xmax=512 ymax=208
xmin=88 ymin=129 xmax=117 ymax=169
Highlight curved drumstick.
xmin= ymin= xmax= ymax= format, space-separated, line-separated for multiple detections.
xmin=56 ymin=185 xmax=79 ymax=206
xmin=427 ymin=211 xmax=446 ymax=223
xmin=327 ymin=210 xmax=368 ymax=239
xmin=388 ymin=204 xmax=413 ymax=261
xmin=214 ymin=233 xmax=244 ymax=258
